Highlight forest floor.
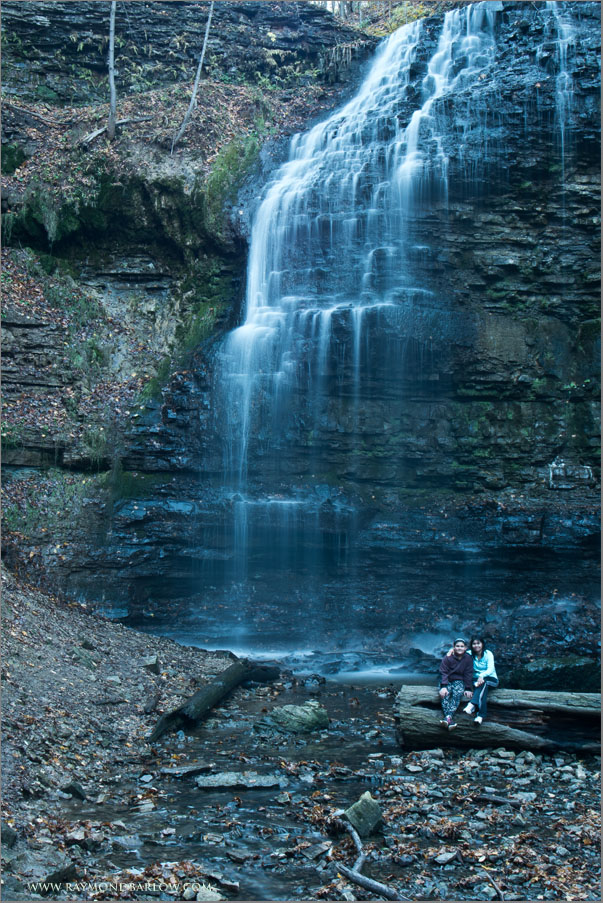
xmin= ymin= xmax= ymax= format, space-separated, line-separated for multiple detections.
xmin=1 ymin=564 xmax=600 ymax=902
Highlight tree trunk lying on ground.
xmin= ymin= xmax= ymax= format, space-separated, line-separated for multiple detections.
xmin=394 ymin=685 xmax=600 ymax=753
xmin=148 ymin=659 xmax=279 ymax=742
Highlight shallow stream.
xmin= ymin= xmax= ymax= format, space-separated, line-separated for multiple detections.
xmin=67 ymin=680 xmax=402 ymax=900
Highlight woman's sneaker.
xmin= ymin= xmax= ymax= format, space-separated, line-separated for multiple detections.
xmin=463 ymin=703 xmax=475 ymax=715
xmin=474 ymin=715 xmax=483 ymax=725
xmin=440 ymin=715 xmax=453 ymax=727
xmin=447 ymin=720 xmax=457 ymax=730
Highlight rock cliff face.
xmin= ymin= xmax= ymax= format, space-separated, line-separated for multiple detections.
xmin=1 ymin=2 xmax=600 ymax=656
xmin=1 ymin=0 xmax=371 ymax=103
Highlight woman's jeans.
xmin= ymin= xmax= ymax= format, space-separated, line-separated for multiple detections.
xmin=471 ymin=676 xmax=499 ymax=717
xmin=440 ymin=680 xmax=465 ymax=719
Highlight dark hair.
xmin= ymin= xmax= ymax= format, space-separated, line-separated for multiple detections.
xmin=469 ymin=636 xmax=486 ymax=656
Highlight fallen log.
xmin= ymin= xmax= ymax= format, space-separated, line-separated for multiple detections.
xmin=4 ymin=102 xmax=70 ymax=126
xmin=148 ymin=659 xmax=278 ymax=742
xmin=397 ymin=685 xmax=601 ymax=718
xmin=394 ymin=685 xmax=600 ymax=753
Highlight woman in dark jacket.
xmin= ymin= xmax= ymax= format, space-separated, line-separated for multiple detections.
xmin=438 ymin=637 xmax=473 ymax=730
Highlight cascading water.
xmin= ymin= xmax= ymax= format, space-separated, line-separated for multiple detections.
xmin=545 ymin=0 xmax=576 ymax=173
xmin=214 ymin=3 xmax=502 ymax=613
xmin=221 ymin=4 xmax=501 ymax=481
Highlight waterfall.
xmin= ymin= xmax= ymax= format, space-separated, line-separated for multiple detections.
xmin=216 ymin=2 xmax=501 ymax=492
xmin=211 ymin=2 xmax=506 ymax=595
xmin=545 ymin=1 xmax=576 ymax=175
xmin=170 ymin=0 xmax=593 ymax=655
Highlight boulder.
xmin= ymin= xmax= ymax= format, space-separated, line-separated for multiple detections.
xmin=343 ymin=791 xmax=383 ymax=837
xmin=61 ymin=781 xmax=87 ymax=801
xmin=507 ymin=655 xmax=601 ymax=692
xmin=72 ymin=647 xmax=96 ymax=670
xmin=256 ymin=700 xmax=329 ymax=733
xmin=142 ymin=654 xmax=160 ymax=674
xmin=193 ymin=887 xmax=225 ymax=902
xmin=41 ymin=862 xmax=79 ymax=884
xmin=2 ymin=821 xmax=18 ymax=848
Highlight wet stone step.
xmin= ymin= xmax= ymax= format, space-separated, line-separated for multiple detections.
xmin=195 ymin=771 xmax=288 ymax=790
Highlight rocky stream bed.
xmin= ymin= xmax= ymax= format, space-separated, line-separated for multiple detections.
xmin=1 ymin=566 xmax=600 ymax=902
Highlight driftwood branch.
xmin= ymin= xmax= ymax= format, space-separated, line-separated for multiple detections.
xmin=79 ymin=116 xmax=154 ymax=146
xmin=336 ymin=863 xmax=409 ymax=901
xmin=479 ymin=867 xmax=505 ymax=901
xmin=330 ymin=817 xmax=410 ymax=901
xmin=148 ymin=659 xmax=278 ymax=742
xmin=341 ymin=820 xmax=366 ymax=872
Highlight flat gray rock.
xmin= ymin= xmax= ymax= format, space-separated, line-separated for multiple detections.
xmin=160 ymin=762 xmax=214 ymax=778
xmin=195 ymin=771 xmax=287 ymax=790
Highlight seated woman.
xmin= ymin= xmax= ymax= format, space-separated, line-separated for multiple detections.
xmin=463 ymin=635 xmax=498 ymax=724
xmin=438 ymin=638 xmax=474 ymax=730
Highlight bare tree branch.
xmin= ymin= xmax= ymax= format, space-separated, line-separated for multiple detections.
xmin=107 ymin=1 xmax=117 ymax=140
xmin=79 ymin=116 xmax=153 ymax=147
xmin=171 ymin=1 xmax=214 ymax=154
xmin=340 ymin=820 xmax=366 ymax=871
xmin=328 ymin=817 xmax=411 ymax=901
xmin=480 ymin=867 xmax=506 ymax=901
xmin=336 ymin=862 xmax=410 ymax=901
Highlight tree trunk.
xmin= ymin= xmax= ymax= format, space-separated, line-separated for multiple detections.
xmin=394 ymin=685 xmax=600 ymax=753
xmin=148 ymin=659 xmax=278 ymax=742
xmin=107 ymin=1 xmax=117 ymax=141
xmin=171 ymin=0 xmax=214 ymax=154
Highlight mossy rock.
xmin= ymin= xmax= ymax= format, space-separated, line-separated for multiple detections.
xmin=1 ymin=142 xmax=27 ymax=175
xmin=256 ymin=700 xmax=329 ymax=733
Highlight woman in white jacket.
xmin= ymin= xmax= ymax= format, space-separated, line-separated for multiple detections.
xmin=463 ymin=636 xmax=498 ymax=724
